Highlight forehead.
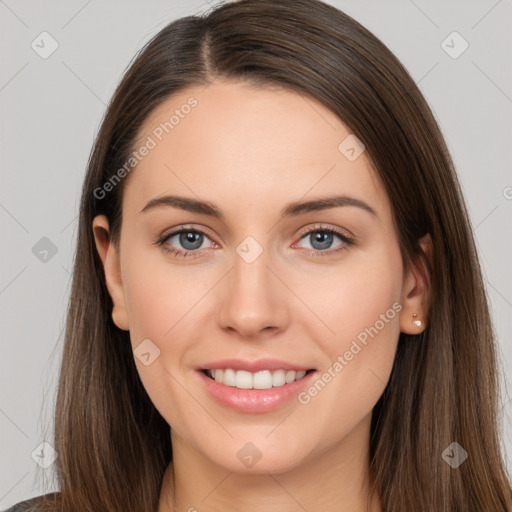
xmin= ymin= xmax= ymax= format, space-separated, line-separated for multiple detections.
xmin=123 ymin=79 xmax=388 ymax=220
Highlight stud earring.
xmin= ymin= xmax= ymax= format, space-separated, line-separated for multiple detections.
xmin=412 ymin=313 xmax=422 ymax=327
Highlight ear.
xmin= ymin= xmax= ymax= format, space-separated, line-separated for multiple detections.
xmin=92 ymin=215 xmax=129 ymax=331
xmin=399 ymin=233 xmax=432 ymax=335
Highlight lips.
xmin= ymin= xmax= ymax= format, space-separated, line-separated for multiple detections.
xmin=196 ymin=358 xmax=317 ymax=413
xmin=198 ymin=369 xmax=317 ymax=413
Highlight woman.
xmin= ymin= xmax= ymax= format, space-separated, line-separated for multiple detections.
xmin=6 ymin=0 xmax=511 ymax=510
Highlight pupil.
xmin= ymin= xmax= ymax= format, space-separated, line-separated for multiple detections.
xmin=311 ymin=232 xmax=332 ymax=250
xmin=180 ymin=231 xmax=202 ymax=250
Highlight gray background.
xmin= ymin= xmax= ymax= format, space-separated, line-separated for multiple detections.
xmin=1 ymin=0 xmax=511 ymax=508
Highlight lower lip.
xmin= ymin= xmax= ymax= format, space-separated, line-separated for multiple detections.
xmin=197 ymin=370 xmax=317 ymax=413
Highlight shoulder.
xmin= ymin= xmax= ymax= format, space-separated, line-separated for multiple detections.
xmin=3 ymin=492 xmax=61 ymax=512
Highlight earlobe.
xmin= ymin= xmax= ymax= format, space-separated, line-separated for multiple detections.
xmin=399 ymin=233 xmax=432 ymax=335
xmin=92 ymin=215 xmax=130 ymax=331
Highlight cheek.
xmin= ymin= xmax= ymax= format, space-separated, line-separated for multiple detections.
xmin=294 ymin=244 xmax=402 ymax=390
xmin=120 ymin=259 xmax=210 ymax=434
xmin=121 ymin=247 xmax=215 ymax=342
xmin=329 ymin=266 xmax=402 ymax=359
xmin=297 ymin=242 xmax=403 ymax=354
xmin=119 ymin=243 xmax=232 ymax=421
xmin=296 ymin=248 xmax=403 ymax=429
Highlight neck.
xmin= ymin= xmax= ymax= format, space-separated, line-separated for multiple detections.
xmin=158 ymin=414 xmax=381 ymax=512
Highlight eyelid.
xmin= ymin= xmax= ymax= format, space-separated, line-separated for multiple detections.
xmin=160 ymin=224 xmax=218 ymax=243
xmin=295 ymin=222 xmax=355 ymax=241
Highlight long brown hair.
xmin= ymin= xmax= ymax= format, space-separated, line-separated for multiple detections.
xmin=26 ymin=0 xmax=511 ymax=510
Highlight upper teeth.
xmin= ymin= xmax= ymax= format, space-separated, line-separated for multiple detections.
xmin=208 ymin=369 xmax=307 ymax=389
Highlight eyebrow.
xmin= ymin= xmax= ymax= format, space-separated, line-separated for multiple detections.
xmin=139 ymin=194 xmax=378 ymax=219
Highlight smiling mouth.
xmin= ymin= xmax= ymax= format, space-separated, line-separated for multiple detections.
xmin=202 ymin=368 xmax=315 ymax=390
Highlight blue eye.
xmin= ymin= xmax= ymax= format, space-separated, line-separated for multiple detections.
xmin=294 ymin=226 xmax=354 ymax=256
xmin=158 ymin=227 xmax=213 ymax=257
xmin=299 ymin=231 xmax=342 ymax=251
xmin=168 ymin=231 xmax=207 ymax=251
xmin=156 ymin=224 xmax=354 ymax=258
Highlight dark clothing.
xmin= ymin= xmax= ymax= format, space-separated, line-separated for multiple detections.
xmin=3 ymin=492 xmax=60 ymax=512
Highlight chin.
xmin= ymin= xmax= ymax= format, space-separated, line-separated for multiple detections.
xmin=203 ymin=436 xmax=314 ymax=476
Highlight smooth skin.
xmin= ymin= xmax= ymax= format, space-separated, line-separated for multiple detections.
xmin=93 ymin=79 xmax=431 ymax=512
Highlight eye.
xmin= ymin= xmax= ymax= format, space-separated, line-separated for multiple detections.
xmin=156 ymin=223 xmax=355 ymax=259
xmin=293 ymin=224 xmax=355 ymax=256
xmin=157 ymin=226 xmax=216 ymax=258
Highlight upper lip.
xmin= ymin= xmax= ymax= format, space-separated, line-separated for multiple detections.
xmin=199 ymin=358 xmax=314 ymax=373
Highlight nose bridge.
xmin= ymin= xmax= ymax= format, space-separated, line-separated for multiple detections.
xmin=216 ymin=241 xmax=289 ymax=336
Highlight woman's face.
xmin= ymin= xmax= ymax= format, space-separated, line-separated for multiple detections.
xmin=94 ymin=79 xmax=427 ymax=474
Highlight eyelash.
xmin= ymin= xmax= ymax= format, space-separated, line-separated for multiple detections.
xmin=155 ymin=223 xmax=355 ymax=259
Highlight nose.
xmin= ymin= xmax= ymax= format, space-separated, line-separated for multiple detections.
xmin=216 ymin=250 xmax=290 ymax=339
